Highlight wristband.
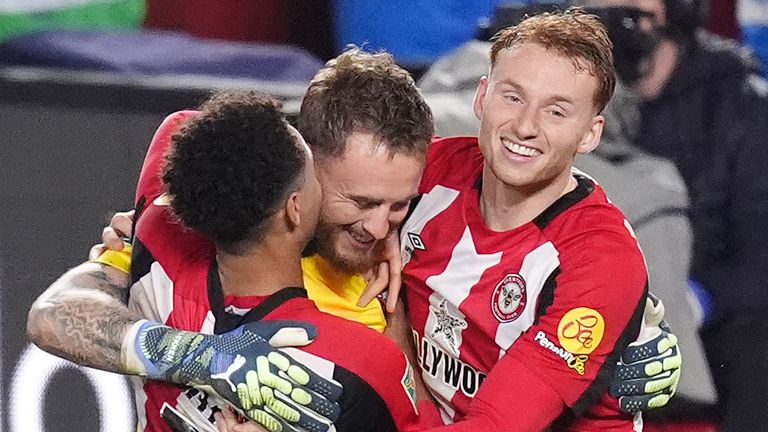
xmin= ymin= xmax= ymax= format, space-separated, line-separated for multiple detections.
xmin=92 ymin=243 xmax=133 ymax=273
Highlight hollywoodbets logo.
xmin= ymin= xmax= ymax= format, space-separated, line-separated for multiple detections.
xmin=413 ymin=330 xmax=487 ymax=397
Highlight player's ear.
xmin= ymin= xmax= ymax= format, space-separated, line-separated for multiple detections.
xmin=576 ymin=115 xmax=604 ymax=155
xmin=284 ymin=192 xmax=302 ymax=229
xmin=473 ymin=76 xmax=489 ymax=120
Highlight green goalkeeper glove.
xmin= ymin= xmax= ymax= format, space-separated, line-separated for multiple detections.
xmin=123 ymin=319 xmax=342 ymax=432
xmin=610 ymin=295 xmax=682 ymax=414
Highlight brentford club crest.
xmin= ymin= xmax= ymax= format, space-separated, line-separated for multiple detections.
xmin=491 ymin=273 xmax=527 ymax=322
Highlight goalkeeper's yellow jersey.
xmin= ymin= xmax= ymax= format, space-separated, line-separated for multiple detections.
xmin=95 ymin=248 xmax=387 ymax=332
xmin=300 ymin=254 xmax=386 ymax=332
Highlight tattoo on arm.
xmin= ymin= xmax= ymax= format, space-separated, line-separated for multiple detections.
xmin=27 ymin=262 xmax=143 ymax=372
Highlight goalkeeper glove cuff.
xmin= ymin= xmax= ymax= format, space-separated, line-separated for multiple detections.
xmin=121 ymin=319 xmax=152 ymax=376
xmin=121 ymin=319 xmax=188 ymax=380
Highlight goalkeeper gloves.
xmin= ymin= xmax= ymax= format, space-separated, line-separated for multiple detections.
xmin=610 ymin=295 xmax=682 ymax=414
xmin=122 ymin=319 xmax=343 ymax=432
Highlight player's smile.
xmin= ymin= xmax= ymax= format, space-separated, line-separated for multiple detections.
xmin=313 ymin=129 xmax=424 ymax=272
xmin=343 ymin=226 xmax=376 ymax=250
xmin=473 ymin=42 xmax=604 ymax=196
xmin=500 ymin=137 xmax=542 ymax=162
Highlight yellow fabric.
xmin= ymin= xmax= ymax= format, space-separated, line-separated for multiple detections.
xmin=92 ymin=244 xmax=133 ymax=273
xmin=302 ymin=255 xmax=387 ymax=333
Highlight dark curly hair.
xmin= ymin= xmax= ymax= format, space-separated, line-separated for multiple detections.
xmin=298 ymin=47 xmax=434 ymax=159
xmin=162 ymin=91 xmax=305 ymax=254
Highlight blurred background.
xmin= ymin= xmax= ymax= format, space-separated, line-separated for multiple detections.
xmin=1 ymin=1 xmax=766 ymax=431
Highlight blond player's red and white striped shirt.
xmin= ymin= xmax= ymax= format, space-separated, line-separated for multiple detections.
xmin=401 ymin=137 xmax=648 ymax=431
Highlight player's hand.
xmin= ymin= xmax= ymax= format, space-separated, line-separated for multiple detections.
xmin=215 ymin=406 xmax=268 ymax=432
xmin=127 ymin=320 xmax=343 ymax=432
xmin=88 ymin=210 xmax=136 ymax=259
xmin=103 ymin=209 xmax=135 ymax=250
xmin=358 ymin=229 xmax=402 ymax=313
xmin=215 ymin=406 xmax=240 ymax=432
xmin=610 ymin=295 xmax=682 ymax=414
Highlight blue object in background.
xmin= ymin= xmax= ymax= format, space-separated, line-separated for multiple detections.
xmin=689 ymin=279 xmax=715 ymax=326
xmin=739 ymin=0 xmax=768 ymax=78
xmin=742 ymin=26 xmax=768 ymax=77
xmin=333 ymin=0 xmax=505 ymax=66
xmin=0 ymin=30 xmax=325 ymax=82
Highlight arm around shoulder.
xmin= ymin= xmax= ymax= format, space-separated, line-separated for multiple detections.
xmin=26 ymin=261 xmax=142 ymax=372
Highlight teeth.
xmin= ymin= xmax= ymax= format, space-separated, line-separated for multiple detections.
xmin=502 ymin=139 xmax=540 ymax=157
xmin=348 ymin=231 xmax=374 ymax=244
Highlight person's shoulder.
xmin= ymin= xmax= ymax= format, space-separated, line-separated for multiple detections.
xmin=136 ymin=110 xmax=200 ymax=205
xmin=422 ymin=136 xmax=482 ymax=191
xmin=428 ymin=136 xmax=480 ymax=161
xmin=297 ymin=300 xmax=381 ymax=334
xmin=134 ymin=195 xmax=213 ymax=278
xmin=694 ymin=33 xmax=768 ymax=99
xmin=284 ymin=298 xmax=397 ymax=351
xmin=275 ymin=299 xmax=419 ymax=431
xmin=144 ymin=110 xmax=199 ymax=162
xmin=275 ymin=299 xmax=409 ymax=381
xmin=547 ymin=177 xmax=641 ymax=253
xmin=548 ymin=189 xmax=647 ymax=292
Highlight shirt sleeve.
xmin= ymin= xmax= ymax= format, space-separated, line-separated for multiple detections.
xmin=420 ymin=137 xmax=481 ymax=193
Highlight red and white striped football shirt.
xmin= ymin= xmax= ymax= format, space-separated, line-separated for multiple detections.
xmin=402 ymin=137 xmax=647 ymax=431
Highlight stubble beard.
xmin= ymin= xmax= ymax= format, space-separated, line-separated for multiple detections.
xmin=303 ymin=220 xmax=382 ymax=275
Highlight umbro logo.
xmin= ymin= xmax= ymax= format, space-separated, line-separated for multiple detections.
xmin=407 ymin=232 xmax=426 ymax=251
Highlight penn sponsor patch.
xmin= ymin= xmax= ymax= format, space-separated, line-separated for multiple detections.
xmin=491 ymin=273 xmax=527 ymax=322
xmin=534 ymin=331 xmax=589 ymax=375
xmin=557 ymin=307 xmax=605 ymax=355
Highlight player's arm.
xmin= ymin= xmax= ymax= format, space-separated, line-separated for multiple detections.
xmin=26 ymin=111 xmax=189 ymax=370
xmin=413 ymin=355 xmax=565 ymax=431
xmin=28 ymin=260 xmax=341 ymax=432
xmin=26 ymin=261 xmax=139 ymax=371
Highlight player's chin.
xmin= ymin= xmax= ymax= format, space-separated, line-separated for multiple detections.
xmin=494 ymin=165 xmax=547 ymax=190
xmin=331 ymin=241 xmax=379 ymax=274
